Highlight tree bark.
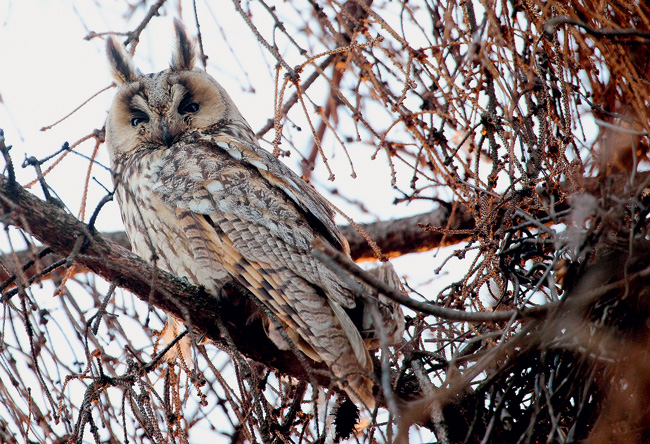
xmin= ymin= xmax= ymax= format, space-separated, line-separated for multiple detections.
xmin=0 ymin=176 xmax=331 ymax=387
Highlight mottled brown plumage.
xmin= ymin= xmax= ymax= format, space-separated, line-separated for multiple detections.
xmin=104 ymin=20 xmax=403 ymax=408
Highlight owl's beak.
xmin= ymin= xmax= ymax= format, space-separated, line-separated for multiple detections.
xmin=161 ymin=119 xmax=174 ymax=147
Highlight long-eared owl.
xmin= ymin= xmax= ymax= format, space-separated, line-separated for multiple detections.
xmin=104 ymin=19 xmax=403 ymax=408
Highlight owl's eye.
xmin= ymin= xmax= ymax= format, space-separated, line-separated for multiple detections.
xmin=130 ymin=110 xmax=149 ymax=127
xmin=179 ymin=97 xmax=200 ymax=115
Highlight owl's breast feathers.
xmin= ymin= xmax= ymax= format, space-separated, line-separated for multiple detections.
xmin=113 ymin=132 xmax=377 ymax=406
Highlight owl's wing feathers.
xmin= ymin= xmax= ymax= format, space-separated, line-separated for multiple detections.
xmin=152 ymin=139 xmax=374 ymax=403
xmin=157 ymin=137 xmax=356 ymax=308
xmin=205 ymin=214 xmax=374 ymax=406
xmin=206 ymin=133 xmax=347 ymax=252
xmin=191 ymin=210 xmax=371 ymax=374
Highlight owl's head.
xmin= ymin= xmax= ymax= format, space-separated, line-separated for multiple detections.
xmin=105 ymin=20 xmax=250 ymax=163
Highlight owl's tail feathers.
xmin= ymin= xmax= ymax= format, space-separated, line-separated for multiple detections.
xmin=266 ymin=308 xmax=377 ymax=409
xmin=328 ymin=300 xmax=377 ymax=409
xmin=157 ymin=316 xmax=193 ymax=365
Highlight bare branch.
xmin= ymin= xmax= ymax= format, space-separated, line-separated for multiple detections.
xmin=0 ymin=174 xmax=332 ymax=389
xmin=312 ymin=238 xmax=551 ymax=322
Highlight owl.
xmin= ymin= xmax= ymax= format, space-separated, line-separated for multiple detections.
xmin=104 ymin=20 xmax=403 ymax=408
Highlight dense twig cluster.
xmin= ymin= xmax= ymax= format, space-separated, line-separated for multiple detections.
xmin=2 ymin=0 xmax=650 ymax=442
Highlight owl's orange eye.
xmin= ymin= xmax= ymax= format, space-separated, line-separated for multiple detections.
xmin=130 ymin=110 xmax=149 ymax=127
xmin=179 ymin=97 xmax=200 ymax=115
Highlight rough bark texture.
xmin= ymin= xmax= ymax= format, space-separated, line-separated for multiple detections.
xmin=341 ymin=203 xmax=474 ymax=260
xmin=0 ymin=176 xmax=331 ymax=388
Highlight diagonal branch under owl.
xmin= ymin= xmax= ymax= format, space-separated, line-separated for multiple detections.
xmin=0 ymin=165 xmax=392 ymax=401
xmin=104 ymin=19 xmax=404 ymax=409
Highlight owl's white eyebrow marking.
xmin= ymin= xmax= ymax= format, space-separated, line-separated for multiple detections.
xmin=170 ymin=83 xmax=187 ymax=106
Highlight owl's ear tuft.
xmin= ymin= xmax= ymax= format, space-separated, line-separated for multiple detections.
xmin=171 ymin=19 xmax=196 ymax=71
xmin=106 ymin=37 xmax=140 ymax=84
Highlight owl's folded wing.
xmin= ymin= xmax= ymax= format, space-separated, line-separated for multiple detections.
xmin=153 ymin=138 xmax=357 ymax=310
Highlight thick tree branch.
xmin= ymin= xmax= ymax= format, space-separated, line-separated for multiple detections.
xmin=5 ymin=164 xmax=647 ymax=284
xmin=341 ymin=204 xmax=474 ymax=260
xmin=0 ymin=205 xmax=474 ymax=283
xmin=3 ymin=168 xmax=648 ymax=285
xmin=0 ymin=175 xmax=331 ymax=388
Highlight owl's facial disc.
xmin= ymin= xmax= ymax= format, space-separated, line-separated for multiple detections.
xmin=106 ymin=68 xmax=247 ymax=161
xmin=119 ymin=76 xmax=204 ymax=149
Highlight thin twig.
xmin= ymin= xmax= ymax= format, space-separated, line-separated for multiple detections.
xmin=311 ymin=238 xmax=552 ymax=322
xmin=0 ymin=129 xmax=15 ymax=188
xmin=544 ymin=16 xmax=650 ymax=40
